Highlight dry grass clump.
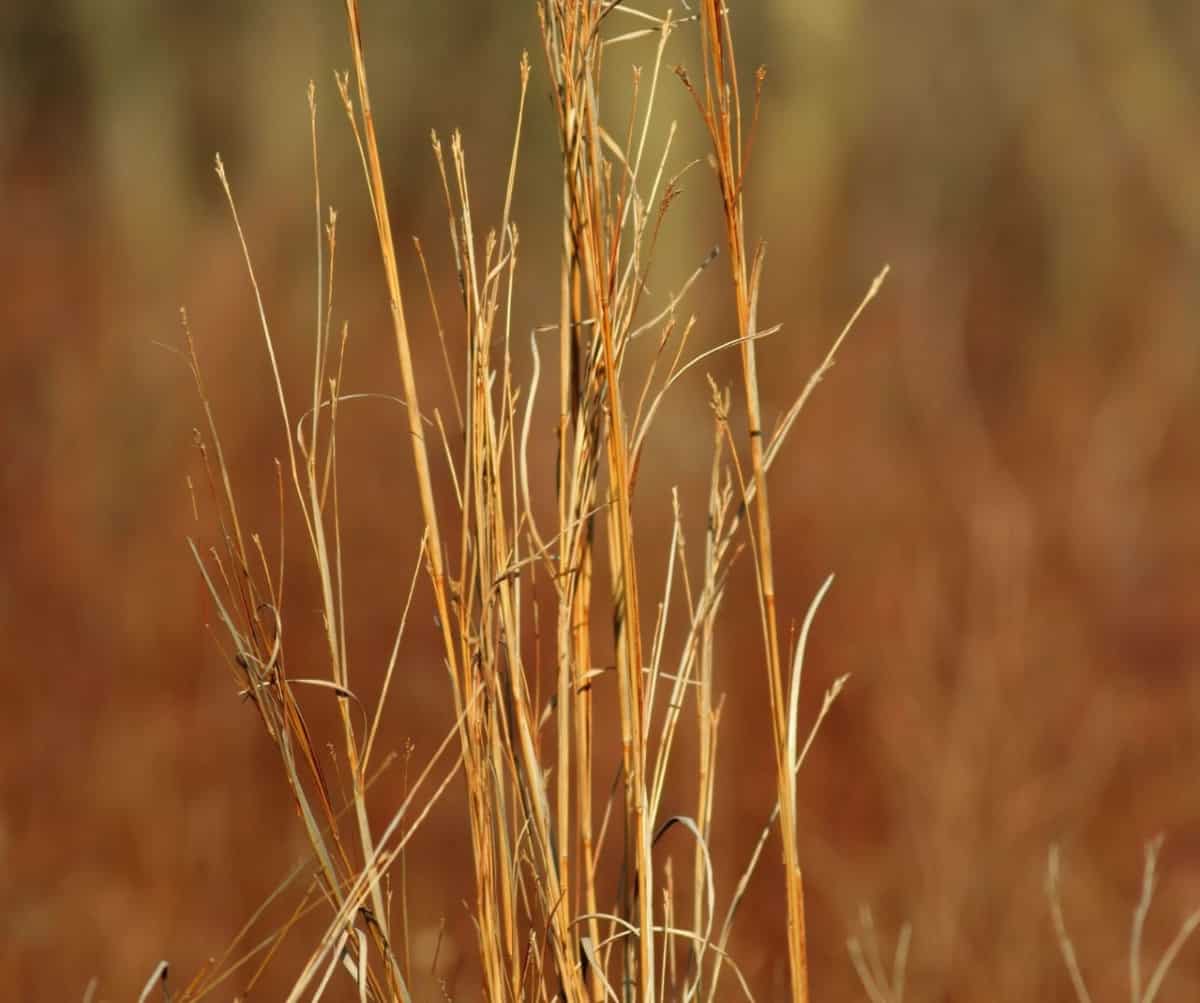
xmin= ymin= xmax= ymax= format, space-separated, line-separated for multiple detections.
xmin=170 ymin=2 xmax=885 ymax=1000
xmin=1045 ymin=840 xmax=1200 ymax=1003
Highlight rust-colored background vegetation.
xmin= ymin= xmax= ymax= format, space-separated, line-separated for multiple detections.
xmin=4 ymin=2 xmax=1200 ymax=1000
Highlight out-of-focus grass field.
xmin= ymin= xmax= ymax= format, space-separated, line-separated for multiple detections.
xmin=4 ymin=2 xmax=1200 ymax=999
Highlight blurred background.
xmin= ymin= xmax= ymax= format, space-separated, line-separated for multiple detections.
xmin=4 ymin=1 xmax=1200 ymax=999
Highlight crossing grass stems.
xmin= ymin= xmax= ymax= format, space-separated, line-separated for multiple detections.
xmin=172 ymin=2 xmax=891 ymax=1001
